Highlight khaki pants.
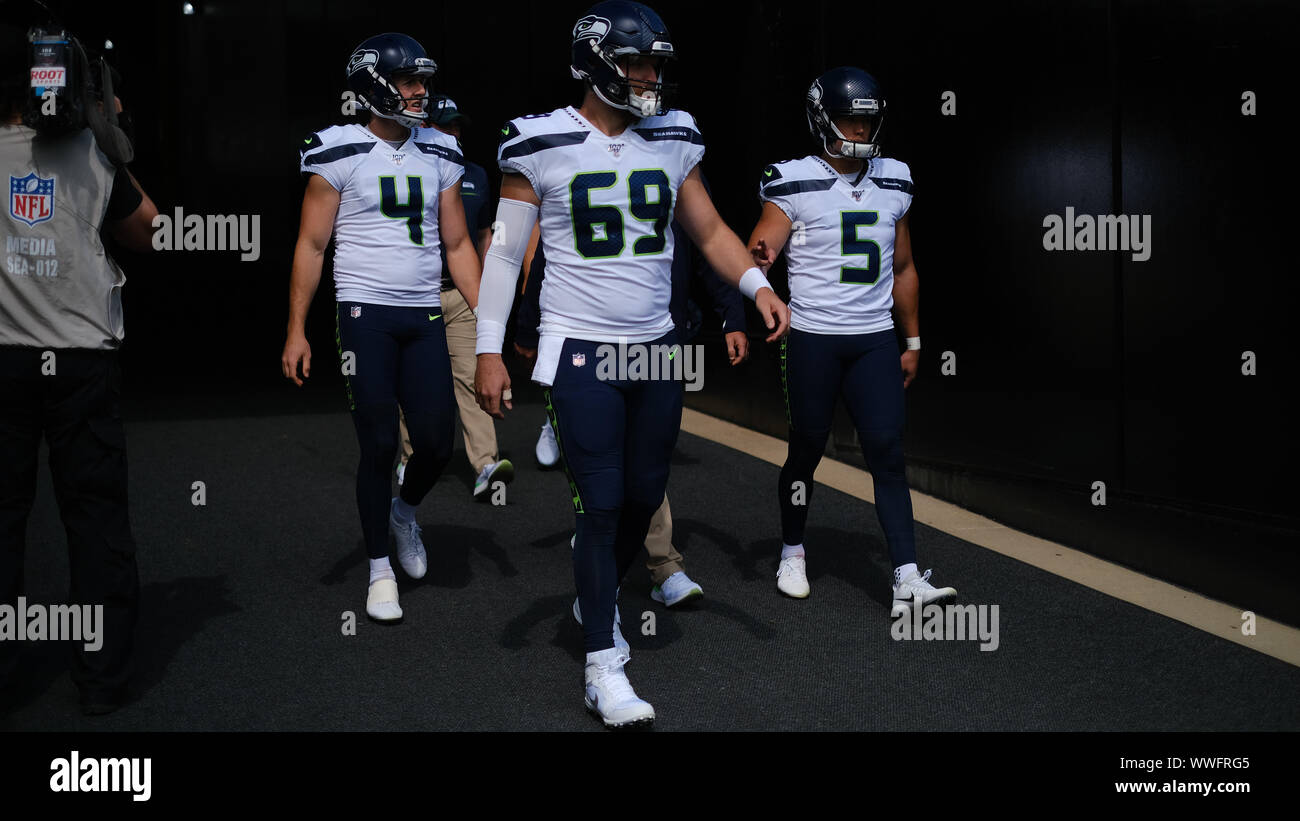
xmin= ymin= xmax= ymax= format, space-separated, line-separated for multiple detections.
xmin=400 ymin=287 xmax=497 ymax=473
xmin=645 ymin=493 xmax=684 ymax=584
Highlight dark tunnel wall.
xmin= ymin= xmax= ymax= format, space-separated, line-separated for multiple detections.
xmin=38 ymin=0 xmax=1299 ymax=619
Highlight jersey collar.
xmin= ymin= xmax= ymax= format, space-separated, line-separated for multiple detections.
xmin=813 ymin=155 xmax=871 ymax=189
xmin=357 ymin=122 xmax=415 ymax=151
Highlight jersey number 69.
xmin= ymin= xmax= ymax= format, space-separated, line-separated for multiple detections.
xmin=570 ymin=169 xmax=671 ymax=259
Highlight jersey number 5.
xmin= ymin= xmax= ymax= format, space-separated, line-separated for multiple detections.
xmin=379 ymin=175 xmax=425 ymax=245
xmin=570 ymin=170 xmax=671 ymax=259
xmin=840 ymin=210 xmax=881 ymax=285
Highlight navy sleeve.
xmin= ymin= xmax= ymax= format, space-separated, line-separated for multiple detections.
xmin=515 ymin=240 xmax=544 ymax=349
xmin=700 ymin=255 xmax=746 ymax=333
xmin=105 ymin=165 xmax=143 ymax=221
xmin=471 ymin=164 xmax=494 ymax=233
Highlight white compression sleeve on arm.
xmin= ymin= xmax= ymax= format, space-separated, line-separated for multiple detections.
xmin=475 ymin=197 xmax=539 ymax=355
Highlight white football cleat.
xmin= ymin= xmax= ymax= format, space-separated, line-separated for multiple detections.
xmin=650 ymin=570 xmax=703 ymax=607
xmin=536 ymin=420 xmax=560 ymax=468
xmin=584 ymin=648 xmax=654 ymax=729
xmin=777 ymin=555 xmax=810 ymax=598
xmin=366 ymin=578 xmax=402 ymax=623
xmin=389 ymin=499 xmax=426 ymax=579
xmin=893 ymin=569 xmax=957 ymax=606
xmin=473 ymin=459 xmax=515 ymax=500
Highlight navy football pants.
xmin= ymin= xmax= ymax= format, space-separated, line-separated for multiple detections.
xmin=336 ymin=303 xmax=455 ymax=560
xmin=779 ymin=328 xmax=917 ymax=568
xmin=545 ymin=333 xmax=683 ymax=654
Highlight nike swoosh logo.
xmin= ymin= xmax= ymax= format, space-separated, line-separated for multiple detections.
xmin=501 ymin=127 xmax=509 ymax=136
xmin=428 ymin=314 xmax=441 ymax=321
xmin=304 ymin=138 xmax=312 ymax=144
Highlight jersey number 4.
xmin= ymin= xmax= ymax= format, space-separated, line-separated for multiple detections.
xmin=840 ymin=210 xmax=881 ymax=285
xmin=570 ymin=170 xmax=671 ymax=259
xmin=379 ymin=175 xmax=425 ymax=245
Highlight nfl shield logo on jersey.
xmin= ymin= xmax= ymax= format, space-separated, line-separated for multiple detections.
xmin=851 ymin=190 xmax=863 ymax=202
xmin=350 ymin=306 xmax=362 ymax=318
xmin=572 ymin=353 xmax=586 ymax=367
xmin=9 ymin=172 xmax=55 ymax=227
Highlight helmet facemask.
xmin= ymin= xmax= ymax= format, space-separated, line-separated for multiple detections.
xmin=357 ymin=62 xmax=436 ymax=129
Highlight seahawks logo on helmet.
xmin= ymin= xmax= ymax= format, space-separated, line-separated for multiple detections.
xmin=347 ymin=49 xmax=379 ymax=76
xmin=573 ymin=15 xmax=612 ymax=43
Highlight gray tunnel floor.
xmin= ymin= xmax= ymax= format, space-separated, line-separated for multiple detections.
xmin=4 ymin=396 xmax=1298 ymax=731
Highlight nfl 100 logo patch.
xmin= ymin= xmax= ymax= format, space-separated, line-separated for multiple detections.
xmin=9 ymin=172 xmax=56 ymax=227
xmin=572 ymin=353 xmax=586 ymax=367
xmin=350 ymin=306 xmax=362 ymax=318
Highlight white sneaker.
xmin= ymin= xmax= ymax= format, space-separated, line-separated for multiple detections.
xmin=473 ymin=459 xmax=515 ymax=500
xmin=777 ymin=555 xmax=810 ymax=598
xmin=395 ymin=462 xmax=406 ymax=488
xmin=573 ymin=596 xmax=629 ymax=654
xmin=388 ymin=499 xmax=426 ymax=579
xmin=536 ymin=420 xmax=560 ymax=468
xmin=650 ymin=570 xmax=703 ymax=607
xmin=584 ymin=648 xmax=654 ymax=729
xmin=893 ymin=569 xmax=957 ymax=606
xmin=366 ymin=577 xmax=402 ymax=622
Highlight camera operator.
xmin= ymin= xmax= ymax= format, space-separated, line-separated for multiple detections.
xmin=0 ymin=15 xmax=157 ymax=715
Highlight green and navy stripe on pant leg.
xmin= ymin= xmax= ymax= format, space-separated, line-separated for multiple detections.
xmin=543 ymin=386 xmax=585 ymax=514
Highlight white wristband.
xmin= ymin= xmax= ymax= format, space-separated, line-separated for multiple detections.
xmin=905 ymin=336 xmax=921 ymax=351
xmin=738 ymin=267 xmax=773 ymax=302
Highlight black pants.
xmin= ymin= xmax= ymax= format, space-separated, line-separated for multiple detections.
xmin=779 ymin=328 xmax=917 ymax=568
xmin=0 ymin=347 xmax=139 ymax=704
xmin=545 ymin=332 xmax=684 ymax=653
xmin=335 ymin=302 xmax=456 ymax=560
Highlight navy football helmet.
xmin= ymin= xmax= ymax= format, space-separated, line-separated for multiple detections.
xmin=345 ymin=33 xmax=437 ymax=128
xmin=570 ymin=0 xmax=675 ymax=118
xmin=806 ymin=66 xmax=886 ymax=159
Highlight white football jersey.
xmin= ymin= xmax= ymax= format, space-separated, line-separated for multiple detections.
xmin=497 ymin=106 xmax=705 ymax=383
xmin=759 ymin=155 xmax=913 ymax=334
xmin=300 ymin=123 xmax=465 ymax=308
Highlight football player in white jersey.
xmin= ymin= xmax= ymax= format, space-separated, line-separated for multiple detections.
xmin=280 ymin=34 xmax=481 ymax=624
xmin=472 ymin=0 xmax=789 ymax=728
xmin=748 ymin=67 xmax=957 ymax=608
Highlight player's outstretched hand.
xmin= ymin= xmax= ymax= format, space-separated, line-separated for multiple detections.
xmin=900 ymin=350 xmax=919 ymax=389
xmin=281 ymin=335 xmax=311 ymax=387
xmin=755 ymin=289 xmax=790 ymax=343
xmin=750 ymin=238 xmax=777 ymax=272
xmin=725 ymin=330 xmax=750 ymax=365
xmin=475 ymin=353 xmax=513 ymax=419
